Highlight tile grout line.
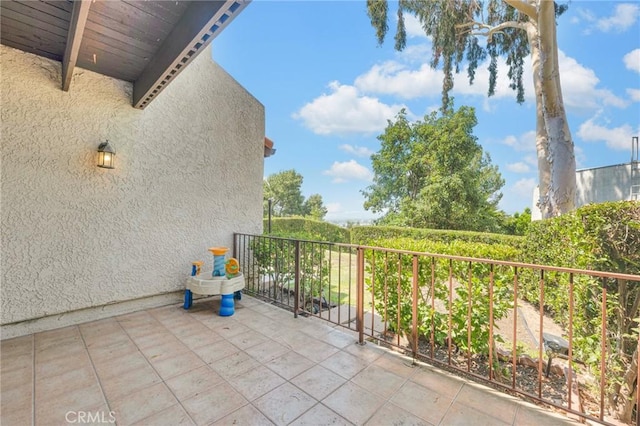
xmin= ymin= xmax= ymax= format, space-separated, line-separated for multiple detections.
xmin=436 ymin=381 xmax=466 ymax=426
xmin=115 ymin=310 xmax=203 ymax=426
xmin=78 ymin=323 xmax=118 ymax=424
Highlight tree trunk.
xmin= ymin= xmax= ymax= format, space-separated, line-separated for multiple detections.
xmin=609 ymin=346 xmax=638 ymax=423
xmin=536 ymin=0 xmax=576 ymax=218
xmin=526 ymin=22 xmax=552 ymax=216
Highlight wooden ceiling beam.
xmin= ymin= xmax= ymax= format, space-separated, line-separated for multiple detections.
xmin=62 ymin=0 xmax=91 ymax=91
xmin=132 ymin=0 xmax=249 ymax=109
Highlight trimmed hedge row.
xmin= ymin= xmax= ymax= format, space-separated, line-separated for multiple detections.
xmin=263 ymin=217 xmax=351 ymax=243
xmin=351 ymin=225 xmax=525 ymax=249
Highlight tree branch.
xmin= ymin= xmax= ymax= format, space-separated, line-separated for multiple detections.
xmin=503 ymin=0 xmax=537 ymax=20
xmin=457 ymin=20 xmax=527 ymax=41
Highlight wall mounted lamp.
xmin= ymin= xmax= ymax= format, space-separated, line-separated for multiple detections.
xmin=97 ymin=141 xmax=115 ymax=169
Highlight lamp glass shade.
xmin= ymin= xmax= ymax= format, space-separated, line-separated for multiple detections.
xmin=97 ymin=141 xmax=115 ymax=169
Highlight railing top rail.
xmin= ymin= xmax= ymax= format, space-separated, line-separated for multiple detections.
xmin=235 ymin=233 xmax=640 ymax=282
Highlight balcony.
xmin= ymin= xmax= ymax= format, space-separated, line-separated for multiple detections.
xmin=1 ymin=294 xmax=577 ymax=425
xmin=2 ymin=232 xmax=637 ymax=425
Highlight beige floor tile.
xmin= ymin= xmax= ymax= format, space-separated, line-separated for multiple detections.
xmin=87 ymin=339 xmax=139 ymax=365
xmin=322 ymin=381 xmax=385 ymax=425
xmin=109 ymin=382 xmax=177 ymax=426
xmin=210 ymin=320 xmax=252 ymax=338
xmin=452 ymin=383 xmax=518 ymax=424
xmin=290 ymin=365 xmax=346 ymax=401
xmin=293 ymin=340 xmax=340 ymax=363
xmin=209 ymin=350 xmax=261 ymax=380
xmin=253 ymin=383 xmax=317 ymax=426
xmin=389 ymin=381 xmax=453 ymax=425
xmin=213 ymin=404 xmax=275 ymax=425
xmin=92 ymin=351 xmax=150 ymax=380
xmin=34 ymin=326 xmax=81 ymax=350
xmin=181 ymin=381 xmax=248 ymax=425
xmin=83 ymin=330 xmax=131 ymax=352
xmin=372 ymin=352 xmax=418 ymax=378
xmin=320 ymin=350 xmax=370 ymax=380
xmin=1 ymin=382 xmax=32 ymax=413
xmin=35 ymin=342 xmax=88 ymax=365
xmin=35 ymin=381 xmax=105 ymax=425
xmin=1 ymin=403 xmax=33 ymax=426
xmin=192 ymin=340 xmax=240 ymax=365
xmin=342 ymin=342 xmax=386 ymax=364
xmin=439 ymin=401 xmax=511 ymax=426
xmin=513 ymin=403 xmax=578 ymax=425
xmin=140 ymin=339 xmax=190 ymax=363
xmin=245 ymin=339 xmax=289 ymax=363
xmin=227 ymin=365 xmax=286 ymax=401
xmin=127 ymin=329 xmax=175 ymax=348
xmin=300 ymin=321 xmax=336 ymax=337
xmin=274 ymin=329 xmax=316 ymax=350
xmin=149 ymin=350 xmax=205 ymax=380
xmin=410 ymin=366 xmax=465 ymax=399
xmin=1 ymin=335 xmax=33 ymax=358
xmin=289 ymin=403 xmax=353 ymax=426
xmin=131 ymin=403 xmax=195 ymax=426
xmin=1 ymin=363 xmax=33 ymax=392
xmin=228 ymin=329 xmax=270 ymax=350
xmin=100 ymin=361 xmax=162 ymax=402
xmin=35 ymin=350 xmax=91 ymax=380
xmin=264 ymin=350 xmax=315 ymax=380
xmin=351 ymin=364 xmax=407 ymax=398
xmin=165 ymin=365 xmax=223 ymax=401
xmin=36 ymin=364 xmax=97 ymax=397
xmin=318 ymin=329 xmax=357 ymax=349
xmin=176 ymin=328 xmax=224 ymax=350
xmin=365 ymin=402 xmax=432 ymax=426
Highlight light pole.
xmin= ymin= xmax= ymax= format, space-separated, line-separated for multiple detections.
xmin=268 ymin=198 xmax=273 ymax=234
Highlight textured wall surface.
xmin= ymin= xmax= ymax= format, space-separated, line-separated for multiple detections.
xmin=576 ymin=164 xmax=636 ymax=206
xmin=1 ymin=45 xmax=264 ymax=326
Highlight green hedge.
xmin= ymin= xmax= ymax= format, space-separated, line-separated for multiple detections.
xmin=263 ymin=217 xmax=350 ymax=243
xmin=521 ymin=201 xmax=639 ymax=402
xmin=351 ymin=225 xmax=525 ymax=249
xmin=523 ymin=201 xmax=639 ymax=273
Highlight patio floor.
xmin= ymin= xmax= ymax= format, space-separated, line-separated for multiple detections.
xmin=1 ymin=295 xmax=580 ymax=426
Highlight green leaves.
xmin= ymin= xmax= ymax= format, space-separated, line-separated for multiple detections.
xmin=264 ymin=170 xmax=328 ymax=220
xmin=362 ymin=104 xmax=505 ymax=231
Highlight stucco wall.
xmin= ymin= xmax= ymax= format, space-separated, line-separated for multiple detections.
xmin=532 ymin=163 xmax=638 ymax=220
xmin=1 ymin=45 xmax=264 ymax=327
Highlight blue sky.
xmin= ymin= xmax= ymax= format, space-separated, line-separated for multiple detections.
xmin=213 ymin=1 xmax=640 ymax=223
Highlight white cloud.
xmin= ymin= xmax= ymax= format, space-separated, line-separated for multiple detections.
xmin=512 ymin=178 xmax=537 ymax=199
xmin=293 ymin=81 xmax=407 ymax=136
xmin=354 ymin=48 xmax=625 ymax=113
xmin=624 ymin=49 xmax=640 ymax=73
xmin=557 ymin=51 xmax=628 ymax=110
xmin=325 ymin=202 xmax=342 ymax=214
xmin=403 ymin=13 xmax=426 ymax=39
xmin=627 ymin=88 xmax=640 ymax=102
xmin=323 ymin=160 xmax=373 ymax=183
xmin=577 ymin=117 xmax=637 ymax=150
xmin=502 ymin=131 xmax=536 ymax=152
xmin=506 ymin=162 xmax=531 ymax=173
xmin=355 ymin=61 xmax=443 ymax=99
xmin=596 ymin=3 xmax=640 ymax=33
xmin=339 ymin=144 xmax=374 ymax=158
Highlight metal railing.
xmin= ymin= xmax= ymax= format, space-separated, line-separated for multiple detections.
xmin=233 ymin=233 xmax=640 ymax=425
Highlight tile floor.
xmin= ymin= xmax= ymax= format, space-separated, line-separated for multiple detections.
xmin=1 ymin=295 xmax=580 ymax=425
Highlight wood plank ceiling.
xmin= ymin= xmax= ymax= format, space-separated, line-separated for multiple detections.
xmin=0 ymin=0 xmax=249 ymax=109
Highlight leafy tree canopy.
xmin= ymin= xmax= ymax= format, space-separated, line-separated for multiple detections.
xmin=264 ymin=170 xmax=327 ymax=220
xmin=362 ymin=102 xmax=504 ymax=232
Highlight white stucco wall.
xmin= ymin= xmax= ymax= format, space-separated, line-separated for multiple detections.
xmin=1 ymin=45 xmax=264 ymax=330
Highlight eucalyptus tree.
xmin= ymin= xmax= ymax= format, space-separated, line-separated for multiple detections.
xmin=367 ymin=0 xmax=575 ymax=218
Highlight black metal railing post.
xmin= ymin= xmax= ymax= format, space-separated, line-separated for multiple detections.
xmin=356 ymin=247 xmax=365 ymax=345
xmin=293 ymin=240 xmax=300 ymax=318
